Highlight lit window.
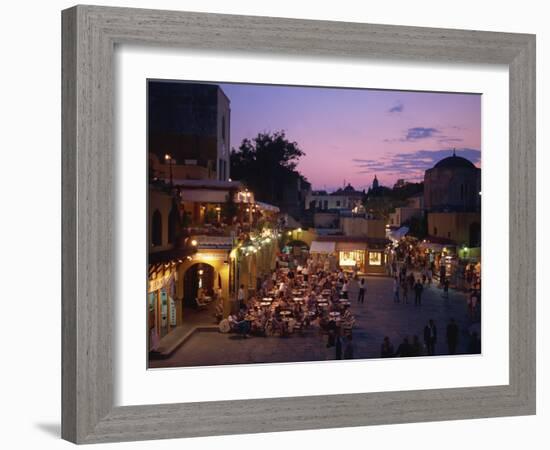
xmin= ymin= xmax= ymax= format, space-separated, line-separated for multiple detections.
xmin=368 ymin=251 xmax=382 ymax=266
xmin=339 ymin=250 xmax=365 ymax=267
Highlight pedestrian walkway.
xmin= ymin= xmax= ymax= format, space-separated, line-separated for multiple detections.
xmin=150 ymin=302 xmax=219 ymax=359
xmin=150 ymin=276 xmax=480 ymax=368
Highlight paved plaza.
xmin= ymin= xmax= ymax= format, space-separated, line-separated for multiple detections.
xmin=150 ymin=276 xmax=480 ymax=369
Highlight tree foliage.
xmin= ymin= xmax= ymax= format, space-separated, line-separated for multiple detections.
xmin=230 ymin=131 xmax=306 ymax=204
xmin=364 ymin=182 xmax=424 ymax=220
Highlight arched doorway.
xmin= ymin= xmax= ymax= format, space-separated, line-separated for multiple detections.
xmin=183 ymin=263 xmax=219 ymax=308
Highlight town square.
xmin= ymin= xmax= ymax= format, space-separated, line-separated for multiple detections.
xmin=147 ymin=81 xmax=481 ymax=368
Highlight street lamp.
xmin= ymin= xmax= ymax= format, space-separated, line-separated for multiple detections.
xmin=164 ymin=153 xmax=174 ymax=187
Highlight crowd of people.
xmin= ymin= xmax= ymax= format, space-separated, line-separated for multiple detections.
xmin=380 ymin=317 xmax=480 ymax=358
xmin=213 ymin=240 xmax=481 ymax=361
xmin=218 ymin=255 xmax=359 ymax=360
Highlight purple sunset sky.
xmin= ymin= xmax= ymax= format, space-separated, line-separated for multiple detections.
xmin=219 ymin=83 xmax=481 ymax=191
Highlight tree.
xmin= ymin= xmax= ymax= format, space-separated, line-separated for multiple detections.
xmin=230 ymin=131 xmax=306 ymax=204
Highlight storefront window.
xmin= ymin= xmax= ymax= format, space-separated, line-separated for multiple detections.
xmin=339 ymin=250 xmax=365 ymax=267
xmin=368 ymin=251 xmax=382 ymax=266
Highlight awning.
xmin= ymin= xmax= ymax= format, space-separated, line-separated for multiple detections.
xmin=310 ymin=241 xmax=336 ymax=253
xmin=388 ymin=226 xmax=409 ymax=242
xmin=255 ymin=201 xmax=280 ymax=213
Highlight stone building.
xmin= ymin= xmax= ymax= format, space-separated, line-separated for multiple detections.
xmin=424 ymin=150 xmax=481 ymax=212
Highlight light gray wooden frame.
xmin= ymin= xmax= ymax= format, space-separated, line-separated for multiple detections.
xmin=62 ymin=4 xmax=536 ymax=444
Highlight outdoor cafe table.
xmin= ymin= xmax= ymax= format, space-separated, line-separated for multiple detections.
xmin=293 ymin=297 xmax=304 ymax=303
xmin=260 ymin=302 xmax=272 ymax=307
xmin=262 ymin=297 xmax=273 ymax=302
xmin=280 ymin=310 xmax=292 ymax=316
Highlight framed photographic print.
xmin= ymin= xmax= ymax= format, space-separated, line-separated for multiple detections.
xmin=62 ymin=5 xmax=535 ymax=444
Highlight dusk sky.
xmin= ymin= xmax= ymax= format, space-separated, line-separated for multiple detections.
xmin=219 ymin=83 xmax=481 ymax=192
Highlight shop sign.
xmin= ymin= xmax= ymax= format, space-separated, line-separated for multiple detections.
xmin=148 ymin=272 xmax=173 ymax=293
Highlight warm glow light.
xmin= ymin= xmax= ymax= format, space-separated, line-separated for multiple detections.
xmin=191 ymin=239 xmax=198 ymax=246
xmin=297 ymin=228 xmax=302 ymax=232
xmin=198 ymin=269 xmax=204 ymax=275
xmin=164 ymin=153 xmax=171 ymax=160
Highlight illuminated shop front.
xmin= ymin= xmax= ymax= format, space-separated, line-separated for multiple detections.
xmin=338 ymin=249 xmax=365 ymax=268
xmin=312 ymin=237 xmax=389 ymax=275
xmin=148 ymin=265 xmax=178 ymax=351
xmin=368 ymin=250 xmax=383 ymax=266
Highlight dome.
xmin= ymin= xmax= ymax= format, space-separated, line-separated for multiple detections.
xmin=433 ymin=154 xmax=476 ymax=169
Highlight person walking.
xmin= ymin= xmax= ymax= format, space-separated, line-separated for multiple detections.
xmin=414 ymin=279 xmax=424 ymax=306
xmin=446 ymin=318 xmax=459 ymax=355
xmin=424 ymin=319 xmax=437 ymax=356
xmin=343 ymin=334 xmax=354 ymax=359
xmin=335 ymin=331 xmax=343 ymax=360
xmin=442 ymin=278 xmax=450 ymax=300
xmin=380 ymin=336 xmax=394 ymax=358
xmin=411 ymin=335 xmax=423 ymax=356
xmin=358 ymin=278 xmax=366 ymax=304
xmin=237 ymin=284 xmax=246 ymax=310
xmin=394 ymin=337 xmax=412 ymax=357
xmin=341 ymin=279 xmax=349 ymax=299
xmin=393 ymin=277 xmax=400 ymax=303
xmin=402 ymin=279 xmax=409 ymax=304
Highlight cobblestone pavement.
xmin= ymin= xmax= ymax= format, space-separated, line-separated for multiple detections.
xmin=150 ymin=276 xmax=480 ymax=368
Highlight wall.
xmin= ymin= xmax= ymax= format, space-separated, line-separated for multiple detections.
xmin=424 ymin=166 xmax=481 ymax=211
xmin=389 ymin=207 xmax=424 ymax=227
xmin=1 ymin=1 xmax=546 ymax=450
xmin=428 ymin=212 xmax=481 ymax=245
xmin=313 ymin=211 xmax=339 ymax=228
xmin=341 ymin=217 xmax=386 ymax=238
xmin=149 ymin=187 xmax=177 ymax=252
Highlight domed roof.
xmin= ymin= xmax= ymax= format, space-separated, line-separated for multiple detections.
xmin=434 ymin=153 xmax=476 ymax=169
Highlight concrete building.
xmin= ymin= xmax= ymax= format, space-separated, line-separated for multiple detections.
xmin=278 ymin=171 xmax=311 ymax=220
xmin=427 ymin=212 xmax=481 ymax=247
xmin=341 ymin=216 xmax=386 ymax=238
xmin=148 ymin=81 xmax=231 ymax=183
xmin=305 ymin=183 xmax=364 ymax=212
xmin=422 ymin=151 xmax=481 ymax=248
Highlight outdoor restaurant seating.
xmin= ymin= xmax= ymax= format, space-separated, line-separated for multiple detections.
xmin=217 ymin=259 xmax=357 ymax=345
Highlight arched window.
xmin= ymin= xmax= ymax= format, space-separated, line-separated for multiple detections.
xmin=168 ymin=206 xmax=179 ymax=244
xmin=152 ymin=209 xmax=162 ymax=246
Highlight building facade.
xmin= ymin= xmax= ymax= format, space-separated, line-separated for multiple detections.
xmin=427 ymin=212 xmax=481 ymax=247
xmin=305 ymin=184 xmax=365 ymax=212
xmin=148 ymin=81 xmax=231 ymax=183
xmin=424 ymin=151 xmax=481 ymax=212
